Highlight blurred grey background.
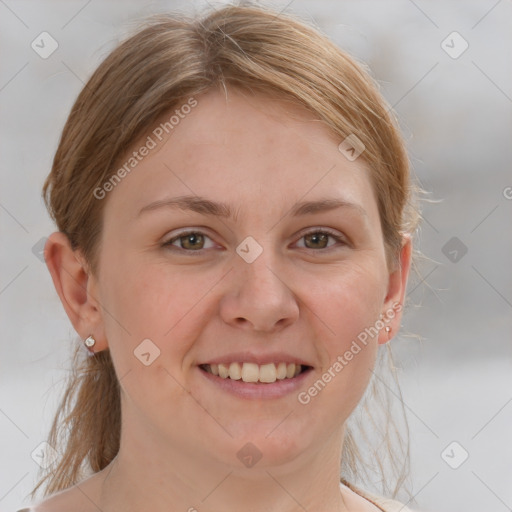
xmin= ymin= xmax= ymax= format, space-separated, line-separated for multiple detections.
xmin=1 ymin=1 xmax=511 ymax=511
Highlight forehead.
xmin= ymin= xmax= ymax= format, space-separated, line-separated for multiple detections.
xmin=102 ymin=87 xmax=378 ymax=226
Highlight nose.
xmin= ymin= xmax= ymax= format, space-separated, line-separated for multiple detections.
xmin=219 ymin=249 xmax=300 ymax=333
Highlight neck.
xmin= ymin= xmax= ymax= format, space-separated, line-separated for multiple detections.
xmin=97 ymin=418 xmax=350 ymax=512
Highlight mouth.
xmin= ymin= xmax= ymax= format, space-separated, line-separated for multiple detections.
xmin=199 ymin=361 xmax=313 ymax=383
xmin=198 ymin=362 xmax=313 ymax=398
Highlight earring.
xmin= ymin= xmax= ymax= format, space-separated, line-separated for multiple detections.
xmin=385 ymin=326 xmax=391 ymax=333
xmin=84 ymin=335 xmax=96 ymax=351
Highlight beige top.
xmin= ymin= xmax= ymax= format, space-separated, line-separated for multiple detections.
xmin=343 ymin=480 xmax=416 ymax=512
xmin=360 ymin=491 xmax=416 ymax=511
xmin=17 ymin=482 xmax=416 ymax=512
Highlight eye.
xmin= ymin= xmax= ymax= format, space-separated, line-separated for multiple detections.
xmin=162 ymin=230 xmax=215 ymax=252
xmin=162 ymin=228 xmax=347 ymax=255
xmin=295 ymin=229 xmax=347 ymax=251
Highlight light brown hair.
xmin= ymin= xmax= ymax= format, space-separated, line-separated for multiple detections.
xmin=34 ymin=2 xmax=420 ymax=501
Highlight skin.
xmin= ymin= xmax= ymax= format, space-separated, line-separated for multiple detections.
xmin=41 ymin=86 xmax=411 ymax=512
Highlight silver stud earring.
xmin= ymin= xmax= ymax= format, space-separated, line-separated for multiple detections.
xmin=84 ymin=335 xmax=96 ymax=350
xmin=385 ymin=326 xmax=391 ymax=333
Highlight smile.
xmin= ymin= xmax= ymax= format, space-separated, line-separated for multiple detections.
xmin=200 ymin=362 xmax=311 ymax=384
xmin=198 ymin=362 xmax=313 ymax=399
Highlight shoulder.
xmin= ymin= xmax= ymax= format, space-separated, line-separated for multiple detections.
xmin=15 ymin=490 xmax=82 ymax=512
xmin=361 ymin=489 xmax=417 ymax=512
xmin=17 ymin=491 xmax=91 ymax=512
xmin=18 ymin=473 xmax=104 ymax=512
xmin=340 ymin=480 xmax=417 ymax=512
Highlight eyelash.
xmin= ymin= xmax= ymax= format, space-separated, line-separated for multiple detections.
xmin=162 ymin=228 xmax=348 ymax=255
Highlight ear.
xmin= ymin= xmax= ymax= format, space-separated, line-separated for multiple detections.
xmin=378 ymin=234 xmax=412 ymax=345
xmin=44 ymin=232 xmax=107 ymax=351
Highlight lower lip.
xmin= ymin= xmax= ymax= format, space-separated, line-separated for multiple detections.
xmin=197 ymin=366 xmax=313 ymax=399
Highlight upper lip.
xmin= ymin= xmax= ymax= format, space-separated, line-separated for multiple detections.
xmin=199 ymin=351 xmax=313 ymax=367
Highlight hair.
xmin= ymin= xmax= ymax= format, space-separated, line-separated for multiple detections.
xmin=33 ymin=1 xmax=422 ymax=503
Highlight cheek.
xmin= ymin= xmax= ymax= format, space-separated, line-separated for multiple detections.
xmin=96 ymin=258 xmax=213 ymax=413
xmin=304 ymin=261 xmax=386 ymax=395
xmin=98 ymin=256 xmax=217 ymax=368
xmin=295 ymin=285 xmax=383 ymax=425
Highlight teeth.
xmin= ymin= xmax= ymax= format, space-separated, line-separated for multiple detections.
xmin=229 ymin=362 xmax=242 ymax=380
xmin=204 ymin=362 xmax=306 ymax=383
xmin=218 ymin=364 xmax=229 ymax=378
xmin=241 ymin=362 xmax=259 ymax=383
xmin=276 ymin=362 xmax=287 ymax=379
xmin=259 ymin=363 xmax=276 ymax=383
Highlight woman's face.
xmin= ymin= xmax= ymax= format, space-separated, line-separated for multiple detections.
xmin=89 ymin=87 xmax=408 ymax=470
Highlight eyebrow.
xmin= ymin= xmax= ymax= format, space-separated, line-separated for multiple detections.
xmin=137 ymin=195 xmax=367 ymax=221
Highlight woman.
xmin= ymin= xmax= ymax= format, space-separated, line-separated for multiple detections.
xmin=19 ymin=3 xmax=421 ymax=511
